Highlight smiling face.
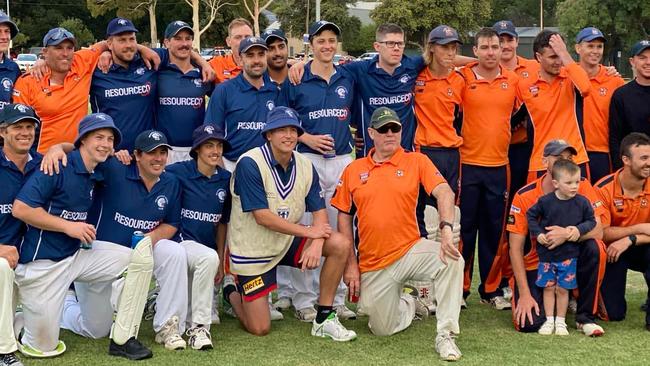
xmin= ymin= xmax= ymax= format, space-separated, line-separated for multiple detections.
xmin=267 ymin=38 xmax=288 ymax=71
xmin=498 ymin=34 xmax=518 ymax=63
xmin=43 ymin=40 xmax=75 ymax=74
xmin=0 ymin=24 xmax=11 ymax=54
xmin=165 ymin=29 xmax=193 ymax=61
xmin=135 ymin=146 xmax=168 ymax=178
xmin=0 ymin=121 xmax=36 ymax=155
xmin=575 ymin=39 xmax=604 ymax=68
xmin=79 ymin=128 xmax=115 ymax=165
xmin=266 ymin=126 xmax=298 ymax=155
xmin=241 ymin=46 xmax=267 ymax=79
xmin=630 ymin=49 xmax=650 ymax=82
xmin=310 ymin=29 xmax=338 ymax=64
xmin=623 ymin=144 xmax=650 ymax=180
xmin=196 ymin=139 xmax=224 ymax=168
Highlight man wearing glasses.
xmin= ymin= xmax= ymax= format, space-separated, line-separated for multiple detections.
xmin=333 ymin=107 xmax=463 ymax=361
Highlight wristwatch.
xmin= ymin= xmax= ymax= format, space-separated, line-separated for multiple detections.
xmin=439 ymin=221 xmax=453 ymax=231
xmin=629 ymin=234 xmax=637 ymax=247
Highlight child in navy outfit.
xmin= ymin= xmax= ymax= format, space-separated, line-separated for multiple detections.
xmin=526 ymin=159 xmax=596 ymax=335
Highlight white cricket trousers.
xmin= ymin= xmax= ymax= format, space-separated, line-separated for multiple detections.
xmin=290 ymin=153 xmax=352 ymax=310
xmin=16 ymin=241 xmax=131 ymax=352
xmin=0 ymin=258 xmax=17 ymax=354
xmin=177 ymin=240 xmax=219 ymax=330
xmin=359 ymin=238 xmax=464 ymax=336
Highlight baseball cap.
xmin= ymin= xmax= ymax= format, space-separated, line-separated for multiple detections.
xmin=308 ymin=20 xmax=341 ymax=40
xmin=370 ymin=107 xmax=401 ymax=130
xmin=165 ymin=20 xmax=193 ymax=39
xmin=261 ymin=28 xmax=287 ymax=45
xmin=576 ymin=27 xmax=606 ymax=43
xmin=631 ymin=40 xmax=650 ymax=57
xmin=190 ymin=124 xmax=231 ymax=159
xmin=428 ymin=25 xmax=462 ymax=45
xmin=134 ymin=130 xmax=172 ymax=152
xmin=106 ymin=17 xmax=138 ymax=37
xmin=239 ymin=36 xmax=268 ymax=54
xmin=261 ymin=106 xmax=304 ymax=137
xmin=493 ymin=20 xmax=517 ymax=38
xmin=0 ymin=11 xmax=19 ymax=39
xmin=0 ymin=104 xmax=39 ymax=127
xmin=43 ymin=27 xmax=75 ymax=47
xmin=74 ymin=113 xmax=122 ymax=148
xmin=543 ymin=139 xmax=577 ymax=157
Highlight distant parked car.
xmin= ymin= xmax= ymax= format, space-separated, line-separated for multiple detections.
xmin=15 ymin=53 xmax=38 ymax=72
xmin=200 ymin=47 xmax=229 ymax=61
xmin=356 ymin=52 xmax=378 ymax=61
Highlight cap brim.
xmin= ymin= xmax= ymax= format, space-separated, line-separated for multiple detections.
xmin=139 ymin=143 xmax=173 ymax=153
xmin=265 ymin=34 xmax=287 ymax=44
xmin=74 ymin=126 xmax=122 ymax=149
xmin=545 ymin=146 xmax=578 ymax=157
xmin=578 ymin=35 xmax=606 ymax=43
xmin=430 ymin=37 xmax=462 ymax=45
xmin=4 ymin=116 xmax=39 ymax=127
xmin=495 ymin=30 xmax=517 ymax=38
xmin=192 ymin=136 xmax=231 ymax=153
xmin=373 ymin=120 xmax=402 ymax=130
xmin=0 ymin=21 xmax=19 ymax=39
xmin=240 ymin=44 xmax=268 ymax=53
xmin=46 ymin=37 xmax=76 ymax=47
xmin=310 ymin=23 xmax=341 ymax=38
xmin=167 ymin=26 xmax=194 ymax=39
xmin=635 ymin=45 xmax=650 ymax=56
xmin=261 ymin=121 xmax=304 ymax=137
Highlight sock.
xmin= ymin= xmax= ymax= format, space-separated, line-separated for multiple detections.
xmin=546 ymin=316 xmax=554 ymax=323
xmin=315 ymin=305 xmax=334 ymax=323
xmin=556 ymin=316 xmax=566 ymax=325
xmin=223 ymin=284 xmax=237 ymax=306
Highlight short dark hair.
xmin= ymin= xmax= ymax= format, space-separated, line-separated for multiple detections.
xmin=474 ymin=27 xmax=498 ymax=44
xmin=533 ymin=29 xmax=559 ymax=55
xmin=620 ymin=132 xmax=650 ymax=158
xmin=376 ymin=23 xmax=403 ymax=41
xmin=551 ymin=159 xmax=580 ymax=180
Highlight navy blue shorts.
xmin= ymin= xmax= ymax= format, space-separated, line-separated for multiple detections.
xmin=237 ymin=236 xmax=307 ymax=302
xmin=536 ymin=258 xmax=578 ymax=290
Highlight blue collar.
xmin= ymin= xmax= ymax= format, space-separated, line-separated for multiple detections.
xmin=234 ymin=72 xmax=274 ymax=93
xmin=108 ymin=52 xmax=145 ymax=72
xmin=188 ymin=159 xmax=227 ymax=182
xmin=303 ymin=62 xmax=341 ymax=84
xmin=70 ymin=150 xmax=103 ymax=180
xmin=164 ymin=62 xmax=202 ymax=77
xmin=0 ymin=149 xmax=41 ymax=173
xmin=262 ymin=142 xmax=295 ymax=172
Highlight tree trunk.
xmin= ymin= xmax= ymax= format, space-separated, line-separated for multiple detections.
xmin=254 ymin=5 xmax=260 ymax=36
xmin=192 ymin=0 xmax=201 ymax=50
xmin=148 ymin=2 xmax=158 ymax=46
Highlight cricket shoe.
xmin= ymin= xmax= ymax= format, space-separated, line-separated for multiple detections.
xmin=435 ymin=332 xmax=462 ymax=361
xmin=311 ymin=313 xmax=357 ymax=341
xmin=295 ymin=307 xmax=317 ymax=322
xmin=0 ymin=353 xmax=23 ymax=366
xmin=186 ymin=326 xmax=213 ymax=350
xmin=273 ymin=297 xmax=292 ymax=311
xmin=403 ymin=285 xmax=429 ymax=320
xmin=109 ymin=337 xmax=152 ymax=360
xmin=155 ymin=316 xmax=186 ymax=350
xmin=481 ymin=296 xmax=511 ymax=310
xmin=335 ymin=305 xmax=357 ymax=320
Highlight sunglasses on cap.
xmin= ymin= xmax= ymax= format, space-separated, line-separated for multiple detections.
xmin=374 ymin=124 xmax=402 ymax=134
xmin=45 ymin=28 xmax=74 ymax=45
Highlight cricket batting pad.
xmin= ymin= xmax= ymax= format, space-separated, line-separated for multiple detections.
xmin=110 ymin=236 xmax=154 ymax=345
xmin=425 ymin=205 xmax=461 ymax=245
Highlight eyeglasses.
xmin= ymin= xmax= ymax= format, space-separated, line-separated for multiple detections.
xmin=374 ymin=124 xmax=402 ymax=134
xmin=378 ymin=41 xmax=405 ymax=49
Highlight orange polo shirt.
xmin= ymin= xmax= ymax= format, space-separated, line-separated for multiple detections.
xmin=509 ymin=56 xmax=540 ymax=145
xmin=331 ymin=147 xmax=447 ymax=273
xmin=13 ymin=47 xmax=101 ymax=153
xmin=208 ymin=54 xmax=241 ymax=84
xmin=459 ymin=63 xmax=519 ymax=166
xmin=583 ymin=66 xmax=625 ymax=153
xmin=507 ymin=173 xmax=605 ymax=270
xmin=413 ymin=67 xmax=465 ymax=149
xmin=595 ymin=170 xmax=650 ymax=229
xmin=517 ymin=63 xmax=592 ymax=172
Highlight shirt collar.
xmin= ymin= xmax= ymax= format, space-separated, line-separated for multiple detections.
xmin=109 ymin=52 xmax=144 ymax=72
xmin=235 ymin=72 xmax=273 ymax=92
xmin=263 ymin=142 xmax=295 ymax=172
xmin=370 ymin=57 xmax=404 ymax=75
xmin=304 ymin=61 xmax=340 ymax=83
xmin=365 ymin=147 xmax=405 ymax=167
xmin=187 ymin=159 xmax=224 ymax=182
xmin=612 ymin=169 xmax=650 ymax=198
xmin=70 ymin=150 xmax=102 ymax=180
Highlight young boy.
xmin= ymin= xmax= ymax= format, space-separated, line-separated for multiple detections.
xmin=526 ymin=159 xmax=597 ymax=335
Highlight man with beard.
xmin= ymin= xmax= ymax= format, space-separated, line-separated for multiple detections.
xmin=596 ymin=133 xmax=650 ymax=331
xmin=262 ymin=29 xmax=289 ymax=85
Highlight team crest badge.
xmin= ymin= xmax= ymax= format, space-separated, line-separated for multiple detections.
xmin=396 ymin=169 xmax=404 ymax=177
xmin=447 ymin=88 xmax=453 ymax=96
xmin=117 ymin=19 xmax=128 ymax=26
xmin=148 ymin=131 xmax=163 ymax=140
xmin=599 ymin=87 xmax=607 ymax=96
xmin=277 ymin=206 xmax=290 ymax=219
xmin=14 ymin=104 xmax=28 ymax=113
xmin=360 ymin=172 xmax=369 ymax=184
xmin=1 ymin=78 xmax=12 ymax=92
xmin=642 ymin=199 xmax=648 ymax=208
xmin=501 ymin=82 xmax=508 ymax=90
xmin=135 ymin=67 xmax=146 ymax=75
xmin=155 ymin=195 xmax=168 ymax=210
xmin=335 ymin=86 xmax=347 ymax=99
xmin=193 ymin=78 xmax=203 ymax=88
xmin=216 ymin=189 xmax=226 ymax=203
xmin=399 ymin=74 xmax=410 ymax=84
xmin=266 ymin=100 xmax=275 ymax=111
xmin=204 ymin=125 xmax=215 ymax=134
xmin=529 ymin=85 xmax=539 ymax=95
xmin=521 ymin=71 xmax=529 ymax=78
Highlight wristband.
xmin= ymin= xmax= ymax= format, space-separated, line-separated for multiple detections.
xmin=629 ymin=234 xmax=637 ymax=247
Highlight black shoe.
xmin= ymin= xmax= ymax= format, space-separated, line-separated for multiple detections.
xmin=646 ymin=324 xmax=650 ymax=332
xmin=109 ymin=337 xmax=153 ymax=360
xmin=641 ymin=299 xmax=649 ymax=312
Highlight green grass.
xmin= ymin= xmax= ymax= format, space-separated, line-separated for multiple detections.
xmin=21 ymin=272 xmax=650 ymax=366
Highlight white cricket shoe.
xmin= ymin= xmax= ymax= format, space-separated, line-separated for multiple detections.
xmin=270 ymin=305 xmax=284 ymax=321
xmin=435 ymin=332 xmax=462 ymax=361
xmin=481 ymin=296 xmax=511 ymax=310
xmin=335 ymin=305 xmax=357 ymax=320
xmin=273 ymin=297 xmax=292 ymax=311
xmin=311 ymin=313 xmax=357 ymax=342
xmin=186 ymin=326 xmax=213 ymax=350
xmin=0 ymin=353 xmax=23 ymax=366
xmin=155 ymin=316 xmax=186 ymax=350
xmin=295 ymin=307 xmax=317 ymax=322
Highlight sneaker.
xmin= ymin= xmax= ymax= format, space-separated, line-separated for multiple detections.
xmin=109 ymin=337 xmax=153 ymax=360
xmin=481 ymin=296 xmax=511 ymax=310
xmin=154 ymin=316 xmax=186 ymax=350
xmin=403 ymin=286 xmax=429 ymax=320
xmin=460 ymin=298 xmax=467 ymax=310
xmin=273 ymin=297 xmax=292 ymax=311
xmin=295 ymin=307 xmax=317 ymax=322
xmin=143 ymin=290 xmax=158 ymax=321
xmin=311 ymin=312 xmax=357 ymax=341
xmin=538 ymin=319 xmax=554 ymax=335
xmin=1 ymin=353 xmax=24 ymax=366
xmin=555 ymin=321 xmax=569 ymax=336
xmin=576 ymin=322 xmax=604 ymax=337
xmin=270 ymin=306 xmax=284 ymax=321
xmin=186 ymin=327 xmax=213 ymax=350
xmin=435 ymin=332 xmax=462 ymax=361
xmin=335 ymin=305 xmax=357 ymax=320
xmin=502 ymin=286 xmax=513 ymax=301
xmin=568 ymin=298 xmax=577 ymax=314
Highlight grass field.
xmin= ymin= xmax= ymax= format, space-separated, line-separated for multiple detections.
xmin=20 ymin=271 xmax=650 ymax=366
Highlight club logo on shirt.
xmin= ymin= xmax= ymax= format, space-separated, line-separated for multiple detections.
xmin=501 ymin=82 xmax=508 ymax=90
xmin=599 ymin=87 xmax=608 ymax=96
xmin=528 ymin=85 xmax=539 ymax=96
xmin=135 ymin=67 xmax=146 ymax=76
xmin=396 ymin=169 xmax=404 ymax=177
xmin=447 ymin=88 xmax=453 ymax=96
xmin=216 ymin=188 xmax=227 ymax=203
xmin=193 ymin=78 xmax=203 ymax=88
xmin=415 ymin=79 xmax=425 ymax=87
xmin=277 ymin=206 xmax=290 ymax=219
xmin=266 ymin=100 xmax=275 ymax=111
xmin=510 ymin=205 xmax=521 ymax=214
xmin=521 ymin=71 xmax=529 ymax=78
xmin=360 ymin=172 xmax=369 ymax=184
xmin=507 ymin=214 xmax=515 ymax=225
xmin=149 ymin=131 xmax=164 ymax=140
xmin=1 ymin=77 xmax=12 ymax=92
xmin=642 ymin=198 xmax=648 ymax=208
xmin=399 ymin=74 xmax=410 ymax=84
xmin=155 ymin=195 xmax=168 ymax=210
xmin=335 ymin=86 xmax=348 ymax=99
xmin=613 ymin=199 xmax=624 ymax=207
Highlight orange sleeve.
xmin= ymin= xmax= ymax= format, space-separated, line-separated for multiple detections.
xmin=507 ymin=193 xmax=529 ymax=235
xmin=12 ymin=76 xmax=32 ymax=105
xmin=74 ymin=47 xmax=102 ymax=75
xmin=565 ymin=62 xmax=591 ymax=96
xmin=418 ymin=153 xmax=446 ymax=194
xmin=578 ymin=180 xmax=608 ymax=223
xmin=593 ymin=184 xmax=612 ymax=228
xmin=331 ymin=165 xmax=354 ymax=214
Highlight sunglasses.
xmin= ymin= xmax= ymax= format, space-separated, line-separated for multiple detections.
xmin=374 ymin=124 xmax=402 ymax=134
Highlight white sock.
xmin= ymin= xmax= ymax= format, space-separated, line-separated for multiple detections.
xmin=546 ymin=316 xmax=554 ymax=323
xmin=556 ymin=316 xmax=566 ymax=325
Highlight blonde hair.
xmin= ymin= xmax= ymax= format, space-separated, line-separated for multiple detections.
xmin=228 ymin=18 xmax=253 ymax=36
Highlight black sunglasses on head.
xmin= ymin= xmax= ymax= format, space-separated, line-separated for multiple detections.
xmin=374 ymin=124 xmax=402 ymax=134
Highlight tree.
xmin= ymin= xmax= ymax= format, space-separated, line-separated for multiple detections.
xmin=371 ymin=0 xmax=492 ymax=47
xmin=242 ymin=0 xmax=274 ymax=36
xmin=86 ymin=0 xmax=159 ymax=45
xmin=489 ymin=0 xmax=558 ymax=27
xmin=184 ymin=0 xmax=235 ymax=50
xmin=59 ymin=18 xmax=96 ymax=46
xmin=344 ymin=23 xmax=377 ymax=56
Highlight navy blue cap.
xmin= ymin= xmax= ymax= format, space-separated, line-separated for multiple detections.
xmin=165 ymin=20 xmax=193 ymax=39
xmin=261 ymin=28 xmax=287 ymax=44
xmin=543 ymin=139 xmax=577 ymax=157
xmin=631 ymin=40 xmax=650 ymax=57
xmin=74 ymin=113 xmax=122 ymax=148
xmin=134 ymin=130 xmax=172 ymax=152
xmin=0 ymin=104 xmax=39 ymax=127
xmin=261 ymin=107 xmax=304 ymax=137
xmin=239 ymin=36 xmax=268 ymax=54
xmin=576 ymin=27 xmax=606 ymax=43
xmin=0 ymin=11 xmax=18 ymax=39
xmin=428 ymin=25 xmax=462 ymax=45
xmin=43 ymin=27 xmax=75 ymax=47
xmin=106 ymin=17 xmax=138 ymax=37
xmin=190 ymin=124 xmax=231 ymax=159
xmin=308 ymin=20 xmax=341 ymax=39
xmin=493 ymin=20 xmax=517 ymax=38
